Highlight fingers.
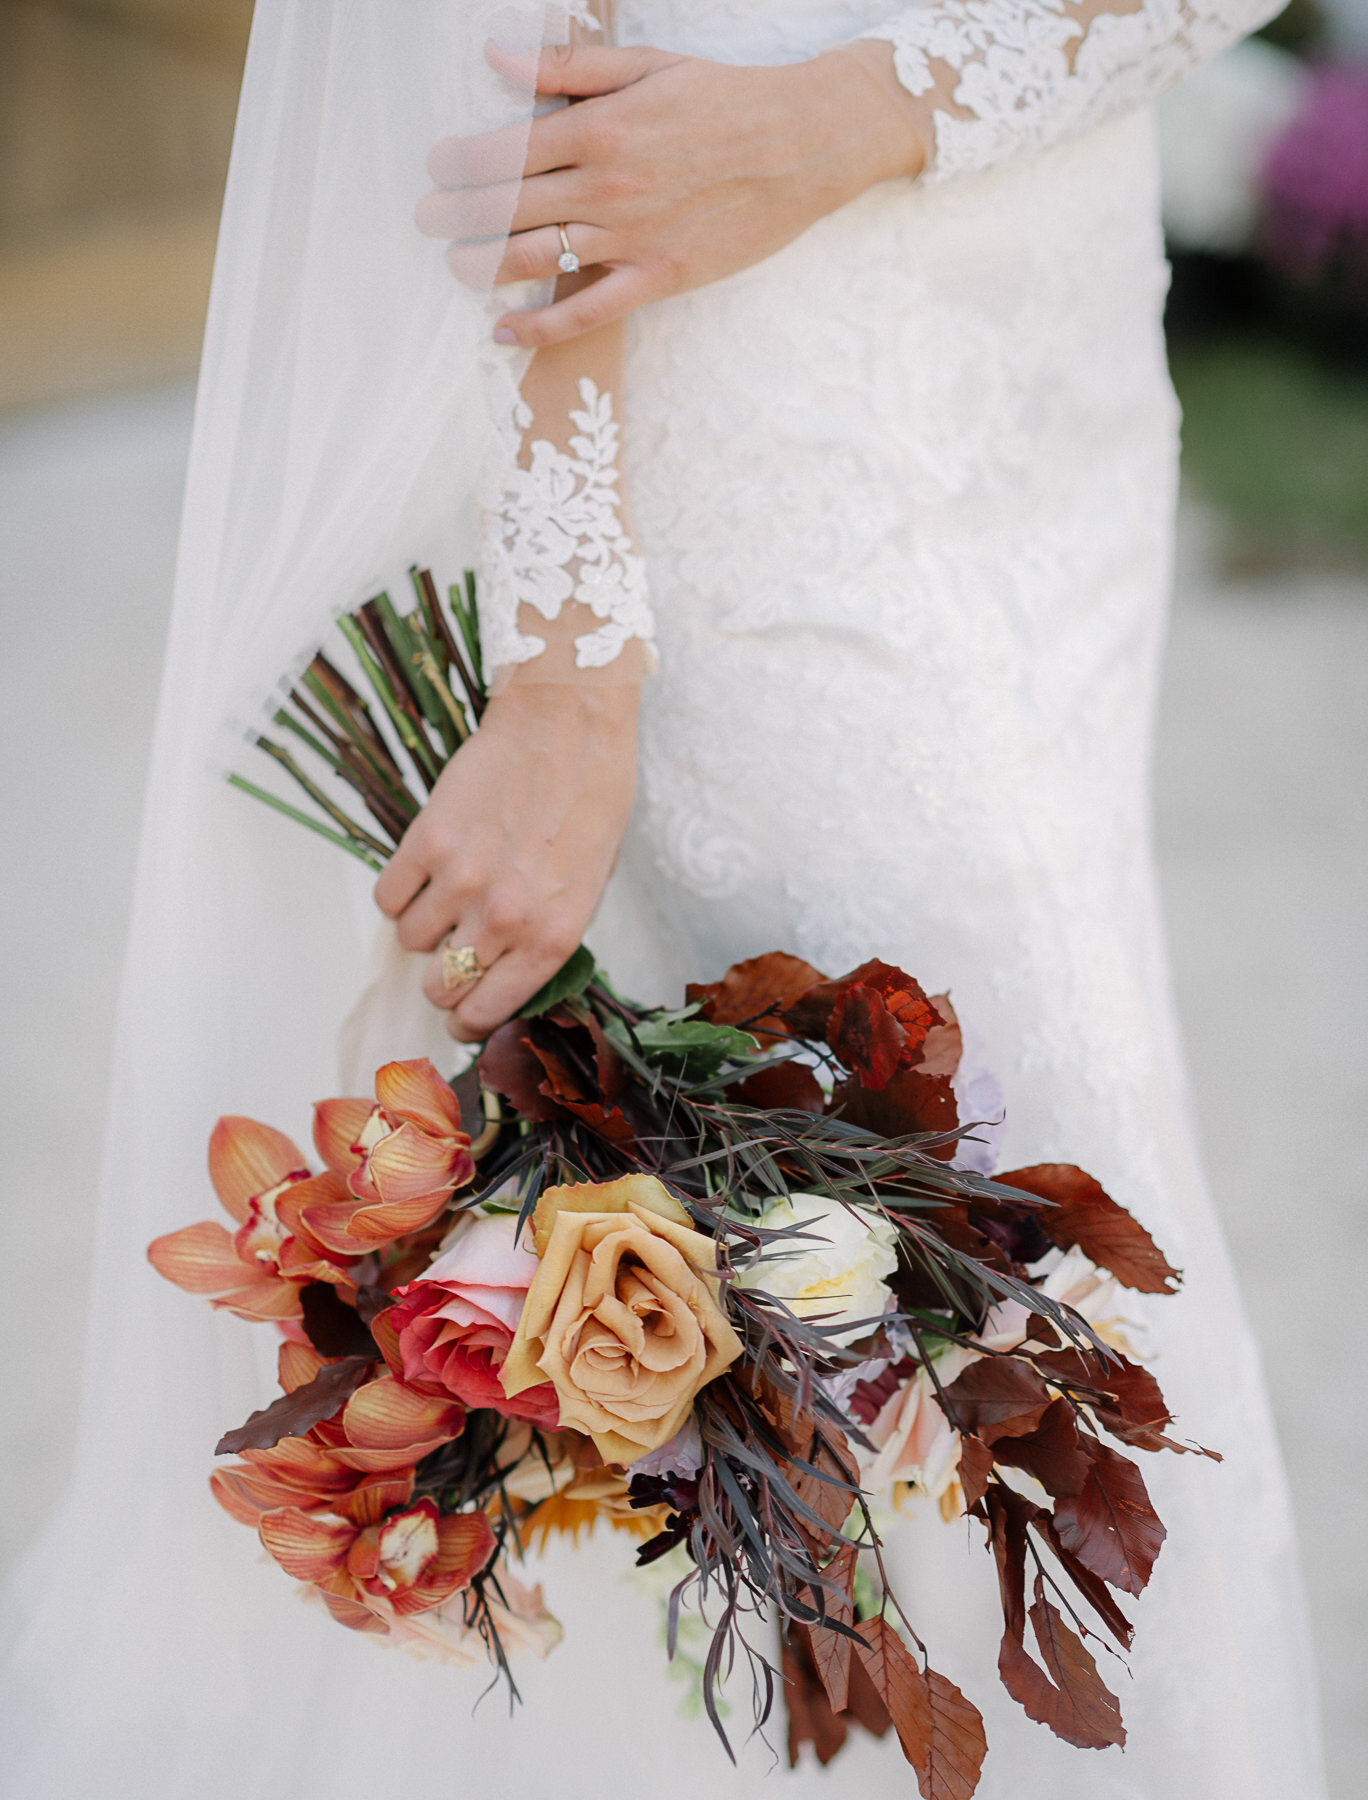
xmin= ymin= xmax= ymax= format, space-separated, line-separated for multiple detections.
xmin=484 ymin=40 xmax=676 ymax=101
xmin=443 ymin=943 xmax=578 ymax=1044
xmin=373 ymin=845 xmax=429 ymax=922
xmin=492 ymin=265 xmax=655 ymax=348
xmin=415 ymin=169 xmax=582 ymax=243
xmin=447 ymin=223 xmax=615 ymax=290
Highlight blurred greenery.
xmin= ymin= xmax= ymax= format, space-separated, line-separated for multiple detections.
xmin=1170 ymin=332 xmax=1368 ymax=560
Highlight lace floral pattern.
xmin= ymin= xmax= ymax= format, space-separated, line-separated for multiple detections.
xmin=478 ymin=378 xmax=655 ymax=675
xmin=858 ymin=0 xmax=1286 ymax=181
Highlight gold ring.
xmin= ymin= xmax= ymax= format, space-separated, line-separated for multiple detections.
xmin=556 ymin=223 xmax=580 ymax=275
xmin=440 ymin=940 xmax=487 ymax=992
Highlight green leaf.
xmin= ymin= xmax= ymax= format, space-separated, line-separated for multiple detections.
xmin=518 ymin=945 xmax=597 ymax=1017
xmin=603 ymin=1004 xmax=759 ymax=1078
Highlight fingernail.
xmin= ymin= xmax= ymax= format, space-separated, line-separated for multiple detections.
xmin=493 ymin=326 xmax=517 ymax=344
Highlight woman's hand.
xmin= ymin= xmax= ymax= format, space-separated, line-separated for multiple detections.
xmin=417 ymin=41 xmax=927 ymax=349
xmin=373 ymin=683 xmax=639 ymax=1041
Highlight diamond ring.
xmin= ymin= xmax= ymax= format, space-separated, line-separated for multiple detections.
xmin=440 ymin=939 xmax=487 ymax=992
xmin=556 ymin=224 xmax=580 ymax=275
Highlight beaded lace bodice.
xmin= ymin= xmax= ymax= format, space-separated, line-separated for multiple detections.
xmin=476 ymin=0 xmax=1279 ymax=683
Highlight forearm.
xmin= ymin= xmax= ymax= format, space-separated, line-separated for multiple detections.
xmin=478 ymin=275 xmax=655 ymax=690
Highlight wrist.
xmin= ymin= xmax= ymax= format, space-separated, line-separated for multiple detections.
xmin=485 ymin=680 xmax=642 ymax=738
xmin=815 ymin=42 xmax=929 ymax=187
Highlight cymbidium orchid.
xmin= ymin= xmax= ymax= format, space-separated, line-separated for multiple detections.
xmin=258 ymin=1496 xmax=495 ymax=1620
xmin=304 ymin=1059 xmax=476 ymax=1254
xmin=147 ymin=1117 xmax=355 ymax=1321
xmin=210 ymin=1344 xmax=465 ymax=1525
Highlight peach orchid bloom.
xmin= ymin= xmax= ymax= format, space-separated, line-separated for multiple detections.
xmin=209 ymin=1344 xmax=463 ymax=1527
xmin=304 ymin=1060 xmax=476 ymax=1254
xmin=258 ymin=1497 xmax=495 ymax=1620
xmin=147 ymin=1117 xmax=356 ymax=1322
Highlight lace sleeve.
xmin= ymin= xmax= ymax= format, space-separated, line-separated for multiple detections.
xmin=478 ymin=373 xmax=656 ymax=691
xmin=859 ymin=0 xmax=1287 ymax=183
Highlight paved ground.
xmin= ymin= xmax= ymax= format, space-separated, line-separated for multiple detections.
xmin=1 ymin=384 xmax=1364 ymax=1796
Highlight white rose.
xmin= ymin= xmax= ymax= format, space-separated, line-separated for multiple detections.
xmin=737 ymin=1192 xmax=897 ymax=1347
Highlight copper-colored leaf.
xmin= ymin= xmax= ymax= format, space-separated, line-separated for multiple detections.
xmin=781 ymin=1426 xmax=861 ymax=1548
xmin=478 ymin=1022 xmax=565 ymax=1121
xmin=958 ymin=1435 xmax=996 ymax=1512
xmin=687 ymin=951 xmax=827 ymax=1041
xmin=854 ymin=1617 xmax=932 ymax=1774
xmin=831 ymin=1068 xmax=959 ymax=1151
xmin=1052 ymin=1441 xmax=1166 ymax=1596
xmin=730 ymin=1059 xmax=826 ymax=1114
xmin=299 ymin=1282 xmax=376 ymax=1359
xmin=940 ymin=1357 xmax=1053 ymax=1441
xmin=989 ymin=1398 xmax=1092 ymax=1499
xmin=826 ymin=985 xmax=907 ymax=1089
xmin=1027 ymin=1580 xmax=1126 ymax=1749
xmin=1037 ymin=1516 xmax=1135 ymax=1650
xmin=921 ymin=1668 xmax=988 ymax=1800
xmin=805 ymin=1543 xmax=857 ymax=1713
xmin=998 ymin=1165 xmax=1181 ymax=1295
xmin=783 ymin=1627 xmax=849 ymax=1768
xmin=216 ymin=1354 xmax=375 ymax=1455
xmin=984 ymin=1483 xmax=1038 ymax=1641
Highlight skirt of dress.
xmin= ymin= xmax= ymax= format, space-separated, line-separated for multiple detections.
xmin=0 ymin=92 xmax=1325 ymax=1800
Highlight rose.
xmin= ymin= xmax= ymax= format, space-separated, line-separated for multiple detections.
xmin=734 ymin=1191 xmax=898 ymax=1346
xmin=388 ymin=1213 xmax=560 ymax=1428
xmin=858 ymin=1345 xmax=975 ymax=1510
xmin=977 ymin=1248 xmax=1142 ymax=1358
xmin=499 ymin=1174 xmax=743 ymax=1466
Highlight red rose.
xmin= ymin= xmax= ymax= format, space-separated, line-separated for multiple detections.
xmin=390 ymin=1213 xmax=559 ymax=1429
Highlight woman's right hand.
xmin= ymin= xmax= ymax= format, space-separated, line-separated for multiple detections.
xmin=373 ymin=681 xmax=640 ymax=1041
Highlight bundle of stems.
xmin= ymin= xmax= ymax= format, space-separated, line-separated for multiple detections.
xmin=229 ymin=568 xmax=486 ymax=871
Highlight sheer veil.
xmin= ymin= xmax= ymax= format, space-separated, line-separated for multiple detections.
xmin=0 ymin=6 xmax=571 ymax=1792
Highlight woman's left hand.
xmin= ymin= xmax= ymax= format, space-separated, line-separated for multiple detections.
xmin=416 ymin=40 xmax=927 ymax=349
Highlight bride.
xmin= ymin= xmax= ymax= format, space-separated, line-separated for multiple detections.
xmin=1 ymin=2 xmax=1327 ymax=1796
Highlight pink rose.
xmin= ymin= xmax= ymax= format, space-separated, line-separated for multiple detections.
xmin=389 ymin=1214 xmax=559 ymax=1428
xmin=858 ymin=1347 xmax=975 ymax=1506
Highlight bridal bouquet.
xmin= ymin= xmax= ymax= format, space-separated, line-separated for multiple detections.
xmin=150 ymin=572 xmax=1210 ymax=1794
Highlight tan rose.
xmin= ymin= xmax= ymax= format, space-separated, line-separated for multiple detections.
xmin=499 ymin=1174 xmax=743 ymax=1466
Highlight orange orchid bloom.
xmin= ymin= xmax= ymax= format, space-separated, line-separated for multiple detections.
xmin=211 ymin=1344 xmax=467 ymax=1525
xmin=147 ymin=1117 xmax=356 ymax=1321
xmin=258 ymin=1497 xmax=495 ymax=1620
xmin=304 ymin=1059 xmax=476 ymax=1255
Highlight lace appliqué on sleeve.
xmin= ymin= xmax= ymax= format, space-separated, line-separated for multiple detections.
xmin=479 ymin=377 xmax=656 ymax=679
xmin=861 ymin=0 xmax=1284 ymax=183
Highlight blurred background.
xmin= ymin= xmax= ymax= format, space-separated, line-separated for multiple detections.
xmin=1 ymin=1 xmax=1364 ymax=1792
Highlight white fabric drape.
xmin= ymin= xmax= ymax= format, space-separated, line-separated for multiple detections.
xmin=0 ymin=3 xmax=563 ymax=1791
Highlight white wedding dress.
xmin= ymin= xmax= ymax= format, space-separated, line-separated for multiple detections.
xmin=1 ymin=3 xmax=1327 ymax=1797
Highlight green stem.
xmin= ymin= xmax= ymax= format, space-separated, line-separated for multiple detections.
xmin=227 ymin=776 xmax=386 ymax=871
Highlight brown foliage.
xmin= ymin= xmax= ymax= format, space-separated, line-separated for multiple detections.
xmin=730 ymin=1059 xmax=825 ymax=1114
xmin=988 ymin=1397 xmax=1093 ymax=1499
xmin=985 ymin=1488 xmax=1125 ymax=1750
xmin=803 ymin=1543 xmax=857 ymax=1713
xmin=854 ymin=1616 xmax=933 ymax=1771
xmin=687 ymin=951 xmax=826 ymax=1042
xmin=215 ymin=1354 xmax=375 ymax=1455
xmin=940 ymin=1357 xmax=1053 ymax=1440
xmin=831 ymin=1067 xmax=960 ymax=1151
xmin=922 ymin=1668 xmax=989 ymax=1800
xmin=1052 ymin=1441 xmax=1166 ymax=1596
xmin=998 ymin=1165 xmax=1181 ymax=1295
